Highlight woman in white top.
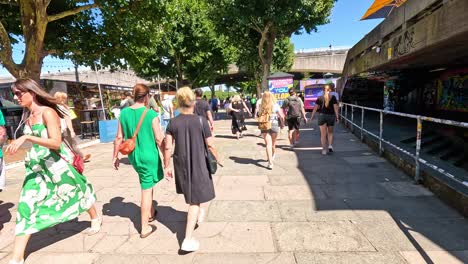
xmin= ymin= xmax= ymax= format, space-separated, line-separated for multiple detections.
xmin=258 ymin=92 xmax=285 ymax=169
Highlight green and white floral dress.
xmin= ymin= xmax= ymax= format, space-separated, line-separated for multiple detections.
xmin=15 ymin=123 xmax=96 ymax=235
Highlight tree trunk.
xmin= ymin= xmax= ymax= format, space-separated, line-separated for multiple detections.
xmin=254 ymin=71 xmax=262 ymax=97
xmin=259 ymin=32 xmax=276 ymax=91
xmin=210 ymin=84 xmax=215 ymax=99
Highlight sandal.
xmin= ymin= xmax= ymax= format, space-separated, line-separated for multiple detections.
xmin=148 ymin=209 xmax=158 ymax=222
xmin=88 ymin=217 xmax=102 ymax=236
xmin=140 ymin=224 xmax=157 ymax=238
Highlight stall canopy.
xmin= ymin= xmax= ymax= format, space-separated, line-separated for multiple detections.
xmin=361 ymin=0 xmax=407 ymax=20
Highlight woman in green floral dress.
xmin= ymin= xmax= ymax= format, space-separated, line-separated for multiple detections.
xmin=6 ymin=79 xmax=101 ymax=264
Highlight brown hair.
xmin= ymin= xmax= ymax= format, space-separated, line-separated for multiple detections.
xmin=12 ymin=78 xmax=65 ymax=118
xmin=133 ymin=83 xmax=149 ymax=102
xmin=176 ymin=86 xmax=195 ymax=108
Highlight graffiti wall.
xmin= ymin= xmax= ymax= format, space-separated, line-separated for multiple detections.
xmin=433 ymin=69 xmax=468 ymax=112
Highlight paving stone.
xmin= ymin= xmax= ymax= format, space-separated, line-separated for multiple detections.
xmin=277 ymin=200 xmax=359 ymax=221
xmin=343 ymin=156 xmax=387 ymax=164
xmin=295 ymin=252 xmax=408 ymax=264
xmin=321 ymin=183 xmax=391 ymax=199
xmin=215 ymin=185 xmax=265 ymax=200
xmin=264 ymin=185 xmax=326 ymax=200
xmin=268 ymin=175 xmax=325 ymax=185
xmin=272 ymin=222 xmax=375 ymax=252
xmin=400 ymin=250 xmax=468 ymax=264
xmin=24 ymin=253 xmax=100 ymax=264
xmin=207 ymin=201 xmax=281 ymax=222
xmin=97 ymin=254 xmax=194 ymax=264
xmin=193 ymin=252 xmax=296 ymax=264
xmin=217 ymin=176 xmax=269 ymax=187
xmin=90 ymin=235 xmax=129 ymax=253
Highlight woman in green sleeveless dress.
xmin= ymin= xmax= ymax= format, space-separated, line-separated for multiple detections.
xmin=7 ymin=79 xmax=101 ymax=264
xmin=112 ymin=84 xmax=165 ymax=238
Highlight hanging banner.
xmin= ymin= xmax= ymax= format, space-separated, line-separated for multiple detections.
xmin=268 ymin=77 xmax=293 ymax=106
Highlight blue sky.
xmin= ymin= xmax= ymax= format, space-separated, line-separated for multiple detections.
xmin=0 ymin=0 xmax=382 ymax=77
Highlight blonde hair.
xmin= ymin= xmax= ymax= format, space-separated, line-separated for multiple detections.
xmin=323 ymin=84 xmax=332 ymax=107
xmin=176 ymin=86 xmax=195 ymax=108
xmin=54 ymin=91 xmax=68 ymax=105
xmin=231 ymin=95 xmax=242 ymax=103
xmin=260 ymin=91 xmax=276 ymax=114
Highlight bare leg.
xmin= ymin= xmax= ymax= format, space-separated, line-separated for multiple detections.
xmin=327 ymin=126 xmax=334 ymax=147
xmin=11 ymin=234 xmax=31 ymax=262
xmin=319 ymin=125 xmax=328 ymax=153
xmin=271 ymin=132 xmax=278 ymax=158
xmin=262 ymin=133 xmax=273 ymax=162
xmin=288 ymin=130 xmax=294 ymax=145
xmin=87 ymin=204 xmax=98 ymax=219
xmin=185 ymin=204 xmax=200 ymax=240
xmin=294 ymin=129 xmax=300 ymax=144
xmin=141 ymin=188 xmax=153 ymax=234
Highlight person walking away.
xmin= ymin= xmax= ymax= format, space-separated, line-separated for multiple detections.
xmin=194 ymin=89 xmax=214 ymax=131
xmin=7 ymin=79 xmax=101 ymax=264
xmin=253 ymin=93 xmax=264 ymax=118
xmin=0 ymin=109 xmax=6 ymax=192
xmin=258 ymin=92 xmax=285 ymax=169
xmin=310 ymin=84 xmax=339 ymax=155
xmin=120 ymin=92 xmax=134 ymax=109
xmin=148 ymin=93 xmax=160 ymax=113
xmin=112 ymin=84 xmax=165 ymax=238
xmin=329 ymin=83 xmax=340 ymax=102
xmin=54 ymin=92 xmax=91 ymax=162
xmin=211 ymin=96 xmax=219 ymax=120
xmin=250 ymin=95 xmax=257 ymax=118
xmin=229 ymin=95 xmax=251 ymax=139
xmin=282 ymin=88 xmax=307 ymax=148
xmin=161 ymin=94 xmax=174 ymax=132
xmin=163 ymin=87 xmax=219 ymax=252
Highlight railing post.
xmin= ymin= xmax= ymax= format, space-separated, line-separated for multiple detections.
xmin=415 ymin=117 xmax=423 ymax=183
xmin=340 ymin=103 xmax=343 ymax=122
xmin=379 ymin=111 xmax=383 ymax=156
xmin=361 ymin=108 xmax=364 ymax=141
xmin=351 ymin=105 xmax=354 ymax=132
xmin=345 ymin=105 xmax=348 ymax=127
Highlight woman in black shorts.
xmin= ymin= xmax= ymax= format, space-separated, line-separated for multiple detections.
xmin=310 ymin=84 xmax=339 ymax=155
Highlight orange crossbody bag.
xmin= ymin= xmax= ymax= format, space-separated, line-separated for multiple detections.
xmin=119 ymin=108 xmax=149 ymax=155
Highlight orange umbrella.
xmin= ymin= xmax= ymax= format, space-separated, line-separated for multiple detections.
xmin=361 ymin=0 xmax=407 ymax=20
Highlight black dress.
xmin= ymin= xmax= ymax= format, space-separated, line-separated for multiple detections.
xmin=166 ymin=114 xmax=215 ymax=204
xmin=231 ymin=101 xmax=244 ymax=134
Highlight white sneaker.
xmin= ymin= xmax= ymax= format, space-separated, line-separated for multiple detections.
xmin=290 ymin=144 xmax=294 ymax=149
xmin=9 ymin=260 xmax=24 ymax=264
xmin=267 ymin=162 xmax=274 ymax=170
xmin=181 ymin=238 xmax=200 ymax=252
xmin=328 ymin=146 xmax=334 ymax=153
xmin=198 ymin=208 xmax=205 ymax=223
xmin=322 ymin=149 xmax=327 ymax=155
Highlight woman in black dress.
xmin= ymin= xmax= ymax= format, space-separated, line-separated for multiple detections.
xmin=163 ymin=87 xmax=219 ymax=252
xmin=228 ymin=95 xmax=251 ymax=139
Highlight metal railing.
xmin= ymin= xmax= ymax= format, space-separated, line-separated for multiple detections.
xmin=340 ymin=103 xmax=468 ymax=186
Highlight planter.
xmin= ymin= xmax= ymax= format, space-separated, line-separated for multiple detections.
xmin=98 ymin=120 xmax=118 ymax=143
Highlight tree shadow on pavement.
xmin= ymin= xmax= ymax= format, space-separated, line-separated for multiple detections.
xmin=0 ymin=201 xmax=14 ymax=231
xmin=229 ymin=156 xmax=268 ymax=169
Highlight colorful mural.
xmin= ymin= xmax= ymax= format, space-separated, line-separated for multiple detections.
xmin=435 ymin=70 xmax=468 ymax=112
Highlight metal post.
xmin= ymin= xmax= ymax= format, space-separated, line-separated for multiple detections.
xmin=351 ymin=105 xmax=354 ymax=132
xmin=345 ymin=105 xmax=348 ymax=127
xmin=379 ymin=111 xmax=383 ymax=155
xmin=94 ymin=63 xmax=106 ymax=121
xmin=340 ymin=103 xmax=343 ymax=122
xmin=415 ymin=117 xmax=423 ymax=183
xmin=361 ymin=108 xmax=364 ymax=141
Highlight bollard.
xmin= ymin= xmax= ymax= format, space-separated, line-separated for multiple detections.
xmin=379 ymin=111 xmax=383 ymax=156
xmin=361 ymin=108 xmax=364 ymax=141
xmin=415 ymin=117 xmax=423 ymax=183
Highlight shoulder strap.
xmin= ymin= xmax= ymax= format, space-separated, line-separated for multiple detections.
xmin=131 ymin=108 xmax=149 ymax=139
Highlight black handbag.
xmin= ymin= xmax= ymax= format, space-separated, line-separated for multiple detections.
xmin=199 ymin=117 xmax=217 ymax=174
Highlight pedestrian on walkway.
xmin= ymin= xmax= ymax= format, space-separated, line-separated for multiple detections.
xmin=310 ymin=84 xmax=340 ymax=155
xmin=250 ymin=95 xmax=257 ymax=117
xmin=7 ymin=79 xmax=101 ymax=264
xmin=211 ymin=95 xmax=219 ymax=120
xmin=194 ymin=89 xmax=214 ymax=131
xmin=54 ymin=92 xmax=91 ymax=162
xmin=161 ymin=94 xmax=174 ymax=132
xmin=163 ymin=87 xmax=219 ymax=252
xmin=329 ymin=83 xmax=340 ymax=102
xmin=258 ymin=92 xmax=285 ymax=169
xmin=0 ymin=109 xmax=6 ymax=192
xmin=229 ymin=95 xmax=251 ymax=139
xmin=282 ymin=88 xmax=307 ymax=148
xmin=113 ymin=84 xmax=164 ymax=238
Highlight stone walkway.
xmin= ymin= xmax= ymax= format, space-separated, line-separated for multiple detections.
xmin=0 ymin=118 xmax=467 ymax=264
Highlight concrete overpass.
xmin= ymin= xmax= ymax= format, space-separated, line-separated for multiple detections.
xmin=341 ymin=0 xmax=468 ymax=87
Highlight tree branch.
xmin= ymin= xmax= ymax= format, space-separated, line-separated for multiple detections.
xmin=47 ymin=3 xmax=99 ymax=23
xmin=0 ymin=20 xmax=19 ymax=76
xmin=257 ymin=22 xmax=272 ymax=65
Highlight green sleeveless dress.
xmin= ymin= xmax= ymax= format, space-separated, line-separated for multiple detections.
xmin=16 ymin=123 xmax=96 ymax=235
xmin=119 ymin=107 xmax=164 ymax=189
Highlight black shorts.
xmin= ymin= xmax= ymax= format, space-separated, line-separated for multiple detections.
xmin=318 ymin=114 xmax=336 ymax=127
xmin=287 ymin=117 xmax=301 ymax=130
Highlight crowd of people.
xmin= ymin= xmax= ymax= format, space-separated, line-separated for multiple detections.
xmin=4 ymin=78 xmax=340 ymax=263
